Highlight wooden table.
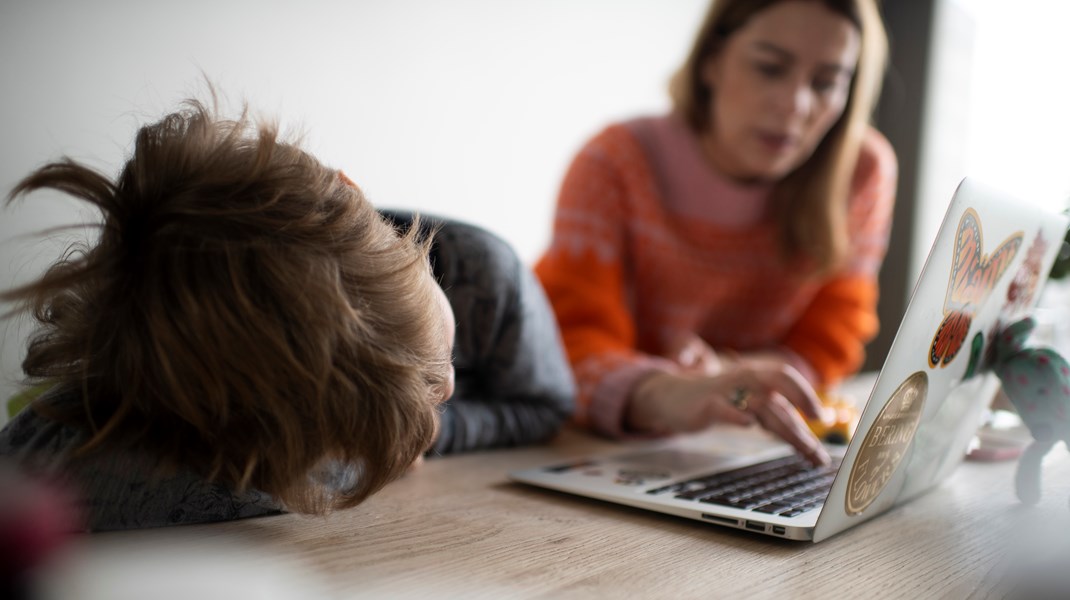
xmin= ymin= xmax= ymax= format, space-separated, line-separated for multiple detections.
xmin=33 ymin=427 xmax=1070 ymax=599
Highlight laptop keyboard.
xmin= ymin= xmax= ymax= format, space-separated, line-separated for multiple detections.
xmin=646 ymin=454 xmax=841 ymax=518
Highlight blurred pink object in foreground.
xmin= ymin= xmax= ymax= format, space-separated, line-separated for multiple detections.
xmin=0 ymin=462 xmax=82 ymax=588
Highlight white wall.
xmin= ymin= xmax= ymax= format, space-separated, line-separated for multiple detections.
xmin=0 ymin=0 xmax=709 ymax=417
xmin=960 ymin=0 xmax=1070 ymax=211
xmin=915 ymin=0 xmax=1070 ymax=278
xmin=910 ymin=0 xmax=975 ymax=281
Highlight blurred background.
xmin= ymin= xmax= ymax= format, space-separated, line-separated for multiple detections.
xmin=2 ymin=0 xmax=1069 ymax=420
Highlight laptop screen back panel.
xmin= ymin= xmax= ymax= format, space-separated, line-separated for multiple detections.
xmin=814 ymin=179 xmax=1069 ymax=542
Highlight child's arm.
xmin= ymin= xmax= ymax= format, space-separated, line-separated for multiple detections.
xmin=434 ymin=263 xmax=575 ymax=453
xmin=430 ymin=218 xmax=575 ymax=454
xmin=380 ymin=212 xmax=576 ymax=455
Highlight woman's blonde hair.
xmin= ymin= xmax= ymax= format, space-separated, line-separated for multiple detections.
xmin=2 ymin=98 xmax=451 ymax=514
xmin=669 ymin=0 xmax=889 ymax=273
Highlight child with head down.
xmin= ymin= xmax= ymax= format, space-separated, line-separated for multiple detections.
xmin=0 ymin=96 xmax=574 ymax=530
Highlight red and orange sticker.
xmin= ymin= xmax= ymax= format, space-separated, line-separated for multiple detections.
xmin=929 ymin=209 xmax=1022 ymax=369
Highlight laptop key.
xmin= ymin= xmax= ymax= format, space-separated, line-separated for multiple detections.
xmin=658 ymin=454 xmax=842 ymax=518
xmin=753 ymin=502 xmax=793 ymax=514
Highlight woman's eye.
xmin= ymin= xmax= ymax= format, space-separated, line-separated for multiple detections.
xmin=754 ymin=62 xmax=785 ymax=78
xmin=813 ymin=71 xmax=852 ymax=95
xmin=813 ymin=79 xmax=837 ymax=93
xmin=814 ymin=73 xmax=851 ymax=94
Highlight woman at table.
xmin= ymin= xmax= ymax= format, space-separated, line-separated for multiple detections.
xmin=535 ymin=0 xmax=897 ymax=464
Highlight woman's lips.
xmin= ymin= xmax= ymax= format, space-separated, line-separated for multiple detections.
xmin=756 ymin=131 xmax=797 ymax=154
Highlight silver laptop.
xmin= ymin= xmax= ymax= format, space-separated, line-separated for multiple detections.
xmin=511 ymin=177 xmax=1069 ymax=542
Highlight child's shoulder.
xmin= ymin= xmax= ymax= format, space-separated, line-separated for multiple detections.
xmin=1 ymin=386 xmax=284 ymax=531
xmin=0 ymin=386 xmax=85 ymax=461
xmin=381 ymin=209 xmax=523 ymax=281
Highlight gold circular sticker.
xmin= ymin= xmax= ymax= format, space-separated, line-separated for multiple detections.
xmin=845 ymin=371 xmax=928 ymax=516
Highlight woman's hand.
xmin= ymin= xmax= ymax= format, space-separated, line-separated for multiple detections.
xmin=668 ymin=334 xmax=732 ymax=375
xmin=626 ymin=362 xmax=830 ymax=465
xmin=667 ymin=333 xmax=818 ymax=386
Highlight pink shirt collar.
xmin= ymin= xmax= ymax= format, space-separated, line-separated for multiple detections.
xmin=625 ymin=114 xmax=773 ymax=228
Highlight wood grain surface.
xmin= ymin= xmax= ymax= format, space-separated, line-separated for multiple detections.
xmin=45 ymin=428 xmax=1070 ymax=599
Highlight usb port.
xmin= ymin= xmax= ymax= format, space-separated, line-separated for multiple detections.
xmin=772 ymin=526 xmax=786 ymax=535
xmin=745 ymin=521 xmax=766 ymax=532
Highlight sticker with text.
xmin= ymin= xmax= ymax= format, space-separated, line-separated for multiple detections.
xmin=929 ymin=209 xmax=1022 ymax=369
xmin=845 ymin=371 xmax=927 ymax=516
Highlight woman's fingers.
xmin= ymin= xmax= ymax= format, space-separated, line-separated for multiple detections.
xmin=703 ymin=392 xmax=756 ymax=428
xmin=740 ymin=365 xmax=824 ymax=420
xmin=717 ymin=366 xmax=828 ymax=464
xmin=671 ymin=334 xmax=724 ymax=375
xmin=629 ymin=365 xmax=826 ymax=457
xmin=755 ymin=394 xmax=830 ymax=465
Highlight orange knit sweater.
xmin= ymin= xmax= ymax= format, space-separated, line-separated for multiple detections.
xmin=535 ymin=116 xmax=897 ymax=437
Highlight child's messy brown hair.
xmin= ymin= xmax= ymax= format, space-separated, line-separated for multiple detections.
xmin=2 ymin=97 xmax=452 ymax=514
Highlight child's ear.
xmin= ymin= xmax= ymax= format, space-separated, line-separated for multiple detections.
xmin=338 ymin=171 xmax=359 ymax=189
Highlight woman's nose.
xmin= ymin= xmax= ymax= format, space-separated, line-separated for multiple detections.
xmin=772 ymin=78 xmax=813 ymax=119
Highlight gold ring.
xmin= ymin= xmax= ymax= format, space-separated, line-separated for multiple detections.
xmin=731 ymin=387 xmax=750 ymax=411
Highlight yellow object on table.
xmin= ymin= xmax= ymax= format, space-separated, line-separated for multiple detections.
xmin=807 ymin=391 xmax=859 ymax=445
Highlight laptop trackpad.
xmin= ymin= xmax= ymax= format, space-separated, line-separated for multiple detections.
xmin=601 ymin=449 xmax=791 ymax=487
xmin=612 ymin=450 xmax=735 ymax=473
xmin=541 ymin=427 xmax=793 ymax=485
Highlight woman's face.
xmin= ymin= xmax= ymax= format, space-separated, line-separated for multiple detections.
xmin=700 ymin=0 xmax=860 ymax=182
